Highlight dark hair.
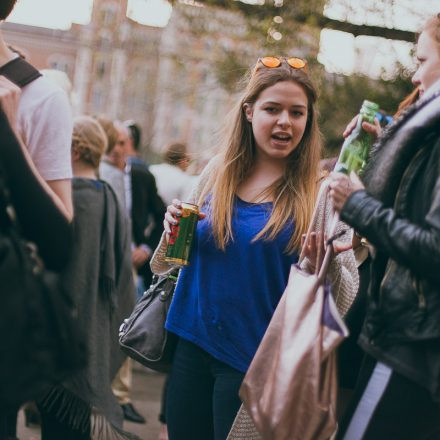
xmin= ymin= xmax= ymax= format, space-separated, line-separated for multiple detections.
xmin=163 ymin=142 xmax=189 ymax=165
xmin=124 ymin=120 xmax=141 ymax=151
xmin=0 ymin=0 xmax=17 ymax=20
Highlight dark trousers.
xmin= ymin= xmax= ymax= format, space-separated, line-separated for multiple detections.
xmin=38 ymin=406 xmax=90 ymax=440
xmin=159 ymin=375 xmax=169 ymax=424
xmin=336 ymin=355 xmax=440 ymax=440
xmin=0 ymin=407 xmax=18 ymax=439
xmin=166 ymin=338 xmax=244 ymax=440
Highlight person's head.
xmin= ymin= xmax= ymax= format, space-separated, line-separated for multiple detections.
xmin=412 ymin=13 xmax=440 ymax=96
xmin=0 ymin=0 xmax=17 ymax=20
xmin=200 ymin=57 xmax=322 ymax=253
xmin=124 ymin=120 xmax=142 ymax=156
xmin=163 ymin=142 xmax=190 ymax=171
xmin=96 ymin=116 xmax=118 ymax=154
xmin=103 ymin=121 xmax=128 ymax=170
xmin=71 ymin=116 xmax=108 ymax=172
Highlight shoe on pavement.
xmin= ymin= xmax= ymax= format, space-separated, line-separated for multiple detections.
xmin=121 ymin=403 xmax=146 ymax=424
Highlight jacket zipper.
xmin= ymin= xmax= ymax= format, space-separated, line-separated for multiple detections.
xmin=379 ymin=147 xmax=427 ymax=309
xmin=413 ymin=277 xmax=426 ymax=309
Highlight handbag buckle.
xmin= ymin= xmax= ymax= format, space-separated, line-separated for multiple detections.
xmin=159 ymin=290 xmax=168 ymax=302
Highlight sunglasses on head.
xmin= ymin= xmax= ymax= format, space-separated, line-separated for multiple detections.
xmin=258 ymin=56 xmax=307 ymax=70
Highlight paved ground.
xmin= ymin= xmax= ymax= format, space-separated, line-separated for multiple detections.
xmin=17 ymin=364 xmax=167 ymax=440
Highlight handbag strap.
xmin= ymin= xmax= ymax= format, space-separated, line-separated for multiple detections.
xmin=0 ymin=57 xmax=42 ymax=88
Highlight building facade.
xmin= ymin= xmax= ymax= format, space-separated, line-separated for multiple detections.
xmin=1 ymin=1 xmax=277 ymax=161
xmin=2 ymin=0 xmax=163 ymax=151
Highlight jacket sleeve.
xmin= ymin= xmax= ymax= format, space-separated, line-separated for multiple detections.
xmin=340 ymin=184 xmax=440 ymax=283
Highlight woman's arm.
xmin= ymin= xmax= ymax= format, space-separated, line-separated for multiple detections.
xmin=0 ymin=97 xmax=72 ymax=271
xmin=329 ymin=156 xmax=440 ymax=284
xmin=341 ymin=187 xmax=440 ymax=284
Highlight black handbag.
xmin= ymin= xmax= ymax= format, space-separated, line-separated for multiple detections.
xmin=0 ymin=175 xmax=86 ymax=410
xmin=119 ymin=271 xmax=178 ymax=373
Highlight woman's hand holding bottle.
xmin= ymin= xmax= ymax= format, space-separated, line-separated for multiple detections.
xmin=343 ymin=114 xmax=382 ymax=140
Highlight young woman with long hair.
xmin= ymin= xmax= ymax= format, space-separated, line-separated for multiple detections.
xmin=151 ymin=57 xmax=359 ymax=440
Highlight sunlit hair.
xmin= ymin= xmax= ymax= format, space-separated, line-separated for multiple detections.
xmin=72 ymin=116 xmax=108 ymax=170
xmin=198 ymin=60 xmax=322 ymax=254
xmin=96 ymin=116 xmax=118 ymax=154
xmin=422 ymin=13 xmax=440 ymax=48
xmin=394 ymin=87 xmax=420 ymax=119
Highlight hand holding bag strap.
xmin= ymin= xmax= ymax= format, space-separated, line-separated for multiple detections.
xmin=298 ymin=179 xmax=330 ymax=267
xmin=299 ymin=179 xmax=343 ymax=283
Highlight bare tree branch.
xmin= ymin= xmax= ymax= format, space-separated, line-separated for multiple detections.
xmin=176 ymin=0 xmax=416 ymax=42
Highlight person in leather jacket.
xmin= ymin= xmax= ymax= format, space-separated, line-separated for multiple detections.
xmin=329 ymin=14 xmax=440 ymax=440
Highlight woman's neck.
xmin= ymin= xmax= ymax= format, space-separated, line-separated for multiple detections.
xmin=253 ymin=154 xmax=286 ymax=179
xmin=72 ymin=161 xmax=98 ymax=180
xmin=237 ymin=156 xmax=285 ymax=203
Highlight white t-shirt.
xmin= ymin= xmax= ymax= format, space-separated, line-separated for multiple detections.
xmin=149 ymin=163 xmax=196 ymax=206
xmin=17 ymin=75 xmax=73 ymax=181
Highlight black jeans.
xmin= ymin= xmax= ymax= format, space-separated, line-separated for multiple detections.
xmin=0 ymin=407 xmax=18 ymax=439
xmin=337 ymin=355 xmax=440 ymax=440
xmin=166 ymin=338 xmax=244 ymax=440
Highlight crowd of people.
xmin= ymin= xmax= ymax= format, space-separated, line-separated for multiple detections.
xmin=1 ymin=0 xmax=440 ymax=438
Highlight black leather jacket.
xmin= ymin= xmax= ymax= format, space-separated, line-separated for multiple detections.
xmin=340 ymin=89 xmax=440 ymax=399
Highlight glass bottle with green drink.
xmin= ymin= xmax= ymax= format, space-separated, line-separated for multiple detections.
xmin=334 ymin=99 xmax=380 ymax=175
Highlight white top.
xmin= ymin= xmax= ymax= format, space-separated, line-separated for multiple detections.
xmin=99 ymin=160 xmax=126 ymax=211
xmin=17 ymin=75 xmax=73 ymax=181
xmin=149 ymin=163 xmax=196 ymax=206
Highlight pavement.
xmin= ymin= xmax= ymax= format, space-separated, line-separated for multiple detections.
xmin=17 ymin=364 xmax=167 ymax=440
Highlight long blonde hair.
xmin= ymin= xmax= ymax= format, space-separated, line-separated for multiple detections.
xmin=199 ymin=61 xmax=322 ymax=254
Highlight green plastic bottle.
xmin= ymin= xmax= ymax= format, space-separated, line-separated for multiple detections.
xmin=334 ymin=99 xmax=380 ymax=175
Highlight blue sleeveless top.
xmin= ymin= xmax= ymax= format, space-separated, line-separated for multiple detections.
xmin=165 ymin=196 xmax=297 ymax=372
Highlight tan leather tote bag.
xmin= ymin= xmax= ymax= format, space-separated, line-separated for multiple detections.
xmin=229 ymin=185 xmax=348 ymax=440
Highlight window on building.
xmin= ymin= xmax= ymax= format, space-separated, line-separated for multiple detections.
xmin=96 ymin=60 xmax=107 ymax=78
xmin=48 ymin=54 xmax=72 ymax=75
xmin=100 ymin=1 xmax=118 ymax=26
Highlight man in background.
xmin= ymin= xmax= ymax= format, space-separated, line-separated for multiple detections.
xmin=117 ymin=121 xmax=165 ymax=291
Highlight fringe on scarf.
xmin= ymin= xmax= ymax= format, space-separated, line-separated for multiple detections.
xmin=39 ymin=385 xmax=140 ymax=440
xmin=91 ymin=410 xmax=141 ymax=440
